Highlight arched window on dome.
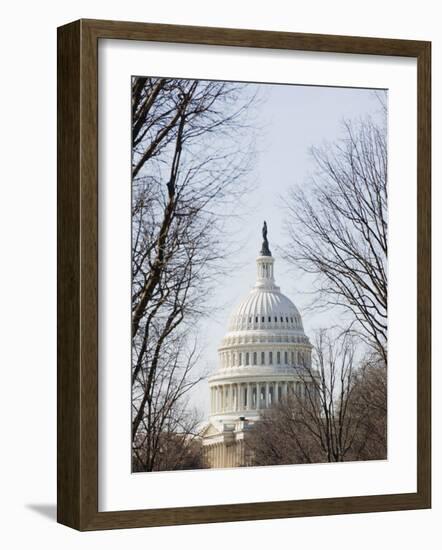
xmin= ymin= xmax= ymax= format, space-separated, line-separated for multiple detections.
xmin=280 ymin=316 xmax=283 ymax=322
xmin=245 ymin=352 xmax=249 ymax=366
xmin=284 ymin=351 xmax=288 ymax=364
xmin=253 ymin=351 xmax=257 ymax=365
xmin=274 ymin=316 xmax=278 ymax=322
xmin=277 ymin=351 xmax=281 ymax=364
xmin=261 ymin=351 xmax=265 ymax=365
xmin=269 ymin=351 xmax=273 ymax=365
xmin=238 ymin=353 xmax=242 ymax=366
xmin=268 ymin=316 xmax=271 ymax=322
xmin=291 ymin=351 xmax=295 ymax=364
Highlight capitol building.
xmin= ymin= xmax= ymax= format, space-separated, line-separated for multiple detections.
xmin=202 ymin=223 xmax=313 ymax=468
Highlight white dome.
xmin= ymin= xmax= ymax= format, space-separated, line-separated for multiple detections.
xmin=229 ymin=286 xmax=303 ymax=332
xmin=226 ymin=251 xmax=305 ymax=334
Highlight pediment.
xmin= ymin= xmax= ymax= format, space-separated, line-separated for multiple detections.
xmin=201 ymin=422 xmax=222 ymax=438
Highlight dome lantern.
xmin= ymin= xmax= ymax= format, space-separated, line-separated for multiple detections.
xmin=256 ymin=221 xmax=277 ymax=289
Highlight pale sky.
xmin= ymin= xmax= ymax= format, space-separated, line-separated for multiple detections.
xmin=186 ymin=82 xmax=386 ymax=418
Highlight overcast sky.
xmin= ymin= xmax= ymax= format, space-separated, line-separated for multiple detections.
xmin=185 ymin=81 xmax=386 ymax=418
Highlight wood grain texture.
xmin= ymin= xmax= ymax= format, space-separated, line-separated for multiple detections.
xmin=416 ymin=42 xmax=431 ymax=507
xmin=57 ymin=19 xmax=431 ymax=531
xmin=57 ymin=20 xmax=81 ymax=529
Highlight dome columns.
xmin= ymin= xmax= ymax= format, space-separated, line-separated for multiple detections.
xmin=210 ymin=379 xmax=314 ymax=415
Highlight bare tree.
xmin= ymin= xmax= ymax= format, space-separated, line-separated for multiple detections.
xmin=249 ymin=398 xmax=324 ymax=466
xmin=284 ymin=109 xmax=387 ymax=362
xmin=249 ymin=329 xmax=386 ymax=465
xmin=347 ymin=356 xmax=387 ymax=460
xmin=131 ymin=77 xmax=257 ymax=470
xmin=133 ymin=401 xmax=206 ymax=472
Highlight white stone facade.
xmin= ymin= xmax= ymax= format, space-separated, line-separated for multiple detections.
xmin=202 ymin=237 xmax=312 ymax=468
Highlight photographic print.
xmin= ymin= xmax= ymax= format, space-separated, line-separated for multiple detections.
xmin=131 ymin=76 xmax=388 ymax=473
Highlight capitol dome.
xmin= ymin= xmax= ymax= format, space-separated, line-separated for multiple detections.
xmin=227 ymin=270 xmax=304 ymax=333
xmin=202 ymin=223 xmax=314 ymax=468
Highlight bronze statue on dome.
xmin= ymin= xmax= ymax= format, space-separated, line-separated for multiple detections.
xmin=260 ymin=220 xmax=271 ymax=256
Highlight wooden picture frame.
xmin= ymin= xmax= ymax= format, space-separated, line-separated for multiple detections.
xmin=57 ymin=18 xmax=431 ymax=531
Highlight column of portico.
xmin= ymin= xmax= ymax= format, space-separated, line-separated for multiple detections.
xmin=265 ymin=382 xmax=269 ymax=407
